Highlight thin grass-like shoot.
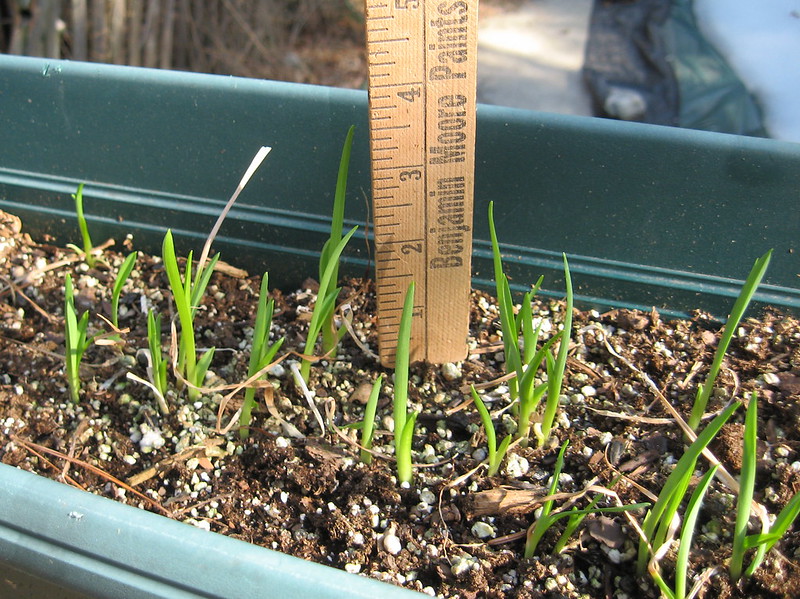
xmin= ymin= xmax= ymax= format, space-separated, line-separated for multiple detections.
xmin=519 ymin=277 xmax=544 ymax=363
xmin=488 ymin=201 xmax=522 ymax=402
xmin=64 ymin=273 xmax=92 ymax=403
xmin=648 ymin=465 xmax=717 ymax=599
xmin=517 ymin=332 xmax=559 ymax=442
xmin=239 ymin=273 xmax=285 ymax=439
xmin=111 ymin=251 xmax=137 ymax=329
xmin=360 ymin=375 xmax=383 ymax=465
xmin=146 ymin=310 xmax=168 ymax=404
xmin=730 ymin=391 xmax=758 ymax=580
xmin=524 ymin=442 xmax=645 ymax=557
xmin=637 ymin=401 xmax=741 ymax=575
xmin=320 ymin=125 xmax=356 ymax=355
xmin=674 ymin=465 xmax=718 ymax=599
xmin=394 ymin=281 xmax=418 ymax=485
xmin=71 ymin=183 xmax=96 ymax=268
xmin=300 ymin=226 xmax=358 ymax=382
xmin=552 ymin=482 xmax=612 ymax=554
xmin=470 ymin=385 xmax=512 ymax=476
xmin=688 ymin=250 xmax=772 ymax=430
xmin=162 ymin=229 xmax=219 ymax=400
xmin=525 ymin=440 xmax=569 ymax=557
xmin=744 ymin=489 xmax=800 ymax=576
xmin=537 ymin=254 xmax=573 ymax=447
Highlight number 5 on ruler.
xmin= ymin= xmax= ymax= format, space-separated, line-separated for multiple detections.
xmin=365 ymin=0 xmax=479 ymax=366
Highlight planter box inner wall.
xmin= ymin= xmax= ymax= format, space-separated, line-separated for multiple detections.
xmin=1 ymin=56 xmax=798 ymax=317
xmin=1 ymin=55 xmax=800 ymax=598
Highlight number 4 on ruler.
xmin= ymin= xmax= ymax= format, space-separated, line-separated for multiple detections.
xmin=365 ymin=0 xmax=479 ymax=367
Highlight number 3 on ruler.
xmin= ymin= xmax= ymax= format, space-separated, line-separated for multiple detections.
xmin=366 ymin=0 xmax=478 ymax=365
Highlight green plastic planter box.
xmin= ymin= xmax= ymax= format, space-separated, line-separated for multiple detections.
xmin=1 ymin=55 xmax=799 ymax=598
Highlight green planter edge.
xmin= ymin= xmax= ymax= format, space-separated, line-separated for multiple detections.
xmin=1 ymin=55 xmax=798 ymax=318
xmin=1 ymin=55 xmax=799 ymax=598
xmin=0 ymin=465 xmax=421 ymax=598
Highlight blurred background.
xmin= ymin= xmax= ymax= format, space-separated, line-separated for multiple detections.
xmin=0 ymin=0 xmax=368 ymax=87
xmin=1 ymin=0 xmax=797 ymax=142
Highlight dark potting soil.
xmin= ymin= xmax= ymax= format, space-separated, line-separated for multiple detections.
xmin=1 ymin=209 xmax=800 ymax=598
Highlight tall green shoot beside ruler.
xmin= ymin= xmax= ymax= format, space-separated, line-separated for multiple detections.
xmin=365 ymin=0 xmax=479 ymax=366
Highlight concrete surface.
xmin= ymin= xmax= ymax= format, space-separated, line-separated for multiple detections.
xmin=477 ymin=0 xmax=594 ymax=116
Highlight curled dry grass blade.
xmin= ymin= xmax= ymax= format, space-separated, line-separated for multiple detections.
xmin=688 ymin=249 xmax=772 ymax=431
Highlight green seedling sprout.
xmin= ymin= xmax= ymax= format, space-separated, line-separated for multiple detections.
xmin=161 ymin=144 xmax=270 ymax=400
xmin=488 ymin=201 xmax=523 ymax=403
xmin=552 ymin=473 xmax=628 ymax=554
xmin=299 ymin=128 xmax=357 ymax=382
xmin=360 ymin=374 xmax=383 ymax=464
xmin=537 ymin=253 xmax=573 ymax=447
xmin=111 ymin=252 xmax=138 ymax=330
xmin=524 ymin=441 xmax=646 ymax=557
xmin=730 ymin=391 xmax=758 ymax=580
xmin=70 ymin=183 xmax=96 ymax=268
xmin=488 ymin=202 xmax=573 ymax=447
xmin=300 ymin=226 xmax=358 ymax=382
xmin=239 ymin=273 xmax=285 ymax=440
xmin=516 ymin=326 xmax=559 ymax=442
xmin=394 ymin=281 xmax=419 ymax=485
xmin=146 ymin=309 xmax=169 ymax=412
xmin=64 ymin=273 xmax=92 ymax=403
xmin=688 ymin=249 xmax=772 ymax=431
xmin=525 ymin=441 xmax=570 ymax=558
xmin=637 ymin=400 xmax=741 ymax=575
xmin=552 ymin=487 xmax=606 ymax=555
xmin=519 ymin=280 xmax=544 ymax=363
xmin=743 ymin=482 xmax=800 ymax=576
xmin=731 ymin=390 xmax=800 ymax=578
xmin=161 ymin=229 xmax=219 ymax=401
xmin=470 ymin=384 xmax=512 ymax=476
xmin=650 ymin=465 xmax=718 ymax=599
xmin=319 ymin=125 xmax=355 ymax=356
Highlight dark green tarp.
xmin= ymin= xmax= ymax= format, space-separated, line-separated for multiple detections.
xmin=584 ymin=0 xmax=765 ymax=137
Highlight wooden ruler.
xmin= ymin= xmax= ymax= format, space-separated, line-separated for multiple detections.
xmin=365 ymin=0 xmax=479 ymax=367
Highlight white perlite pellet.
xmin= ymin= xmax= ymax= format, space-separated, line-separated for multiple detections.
xmin=383 ymin=532 xmax=402 ymax=555
xmin=505 ymin=453 xmax=529 ymax=478
xmin=471 ymin=521 xmax=495 ymax=539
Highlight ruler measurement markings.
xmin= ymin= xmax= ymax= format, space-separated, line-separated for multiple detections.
xmin=373 ymin=122 xmax=411 ymax=128
xmin=367 ymin=0 xmax=475 ymax=366
xmin=370 ymin=80 xmax=421 ymax=88
xmin=375 ymin=164 xmax=424 ymax=171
